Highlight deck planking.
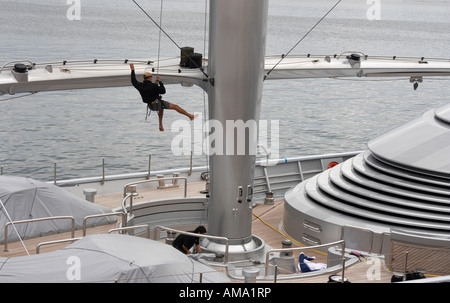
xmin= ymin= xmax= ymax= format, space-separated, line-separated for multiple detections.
xmin=1 ymin=180 xmax=393 ymax=283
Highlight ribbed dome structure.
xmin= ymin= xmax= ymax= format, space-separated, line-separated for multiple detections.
xmin=283 ymin=103 xmax=450 ymax=254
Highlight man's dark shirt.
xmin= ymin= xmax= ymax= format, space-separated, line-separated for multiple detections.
xmin=131 ymin=70 xmax=166 ymax=104
xmin=173 ymin=232 xmax=199 ymax=254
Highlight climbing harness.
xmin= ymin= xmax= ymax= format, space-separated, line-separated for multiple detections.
xmin=145 ymin=104 xmax=151 ymax=121
xmin=145 ymin=97 xmax=164 ymax=121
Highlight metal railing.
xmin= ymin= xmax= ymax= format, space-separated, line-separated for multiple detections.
xmin=3 ymin=216 xmax=75 ymax=252
xmin=340 ymin=225 xmax=375 ymax=253
xmin=123 ymin=177 xmax=188 ymax=198
xmin=108 ymin=225 xmax=151 ymax=238
xmin=0 ymin=60 xmax=35 ymax=73
xmin=121 ymin=193 xmax=136 ymax=216
xmin=122 ymin=177 xmax=188 ymax=215
xmin=36 ymin=237 xmax=81 ymax=254
xmin=50 ymin=152 xmax=195 ymax=186
xmin=264 ymin=240 xmax=346 ymax=280
xmin=82 ymin=212 xmax=126 ymax=236
xmin=153 ymin=225 xmax=230 ymax=264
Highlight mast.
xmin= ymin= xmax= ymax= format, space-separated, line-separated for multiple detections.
xmin=205 ymin=0 xmax=269 ymax=252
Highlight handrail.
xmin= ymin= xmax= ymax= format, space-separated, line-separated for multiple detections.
xmin=51 ymin=151 xmax=359 ymax=187
xmin=265 ymin=53 xmax=450 ymax=62
xmin=264 ymin=240 xmax=345 ymax=279
xmin=36 ymin=237 xmax=81 ymax=254
xmin=379 ymin=232 xmax=391 ymax=255
xmin=82 ymin=212 xmax=126 ymax=236
xmin=340 ymin=225 xmax=374 ymax=253
xmin=188 ymin=151 xmax=193 ymax=176
xmin=122 ymin=177 xmax=188 ymax=215
xmin=153 ymin=225 xmax=230 ymax=264
xmin=4 ymin=55 xmax=450 ymax=73
xmin=0 ymin=60 xmax=34 ymax=73
xmin=121 ymin=193 xmax=134 ymax=215
xmin=123 ymin=177 xmax=188 ymax=198
xmin=108 ymin=225 xmax=151 ymax=238
xmin=0 ymin=59 xmax=156 ymax=71
xmin=3 ymin=216 xmax=75 ymax=252
xmin=257 ymin=144 xmax=271 ymax=167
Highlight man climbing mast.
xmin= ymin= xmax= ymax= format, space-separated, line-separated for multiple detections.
xmin=130 ymin=64 xmax=197 ymax=131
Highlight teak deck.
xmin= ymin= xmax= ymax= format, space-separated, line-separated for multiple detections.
xmin=1 ymin=181 xmax=393 ymax=283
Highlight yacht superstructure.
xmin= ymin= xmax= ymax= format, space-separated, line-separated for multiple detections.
xmin=0 ymin=0 xmax=449 ymax=283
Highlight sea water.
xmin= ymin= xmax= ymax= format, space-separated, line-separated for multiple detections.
xmin=0 ymin=0 xmax=449 ymax=181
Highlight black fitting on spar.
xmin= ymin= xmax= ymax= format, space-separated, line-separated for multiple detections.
xmin=347 ymin=53 xmax=361 ymax=62
xmin=13 ymin=63 xmax=27 ymax=73
xmin=11 ymin=63 xmax=29 ymax=83
xmin=179 ymin=46 xmax=203 ymax=69
xmin=180 ymin=46 xmax=194 ymax=67
xmin=347 ymin=54 xmax=361 ymax=68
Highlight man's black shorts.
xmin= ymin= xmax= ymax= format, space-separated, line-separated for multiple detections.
xmin=149 ymin=99 xmax=171 ymax=111
xmin=161 ymin=99 xmax=171 ymax=109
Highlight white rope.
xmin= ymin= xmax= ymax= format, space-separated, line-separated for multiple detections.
xmin=0 ymin=198 xmax=30 ymax=255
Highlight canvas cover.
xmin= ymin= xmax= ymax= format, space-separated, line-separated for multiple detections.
xmin=0 ymin=176 xmax=116 ymax=243
xmin=0 ymin=234 xmax=230 ymax=283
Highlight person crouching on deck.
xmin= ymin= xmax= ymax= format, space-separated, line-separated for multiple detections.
xmin=172 ymin=226 xmax=207 ymax=255
xmin=130 ymin=63 xmax=197 ymax=131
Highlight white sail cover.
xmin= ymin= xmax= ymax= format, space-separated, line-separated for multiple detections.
xmin=0 ymin=176 xmax=116 ymax=243
xmin=0 ymin=234 xmax=230 ymax=283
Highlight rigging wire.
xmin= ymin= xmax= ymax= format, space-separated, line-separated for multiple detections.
xmin=0 ymin=92 xmax=36 ymax=102
xmin=132 ymin=0 xmax=210 ymax=79
xmin=156 ymin=0 xmax=163 ymax=74
xmin=203 ymin=0 xmax=208 ymax=58
xmin=264 ymin=0 xmax=342 ymax=80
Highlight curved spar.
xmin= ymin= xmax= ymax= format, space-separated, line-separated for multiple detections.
xmin=1 ymin=53 xmax=450 ymax=96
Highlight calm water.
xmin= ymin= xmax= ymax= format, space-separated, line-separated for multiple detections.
xmin=1 ymin=0 xmax=450 ymax=181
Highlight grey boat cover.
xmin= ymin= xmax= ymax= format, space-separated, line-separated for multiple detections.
xmin=0 ymin=176 xmax=116 ymax=243
xmin=0 ymin=233 xmax=230 ymax=283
